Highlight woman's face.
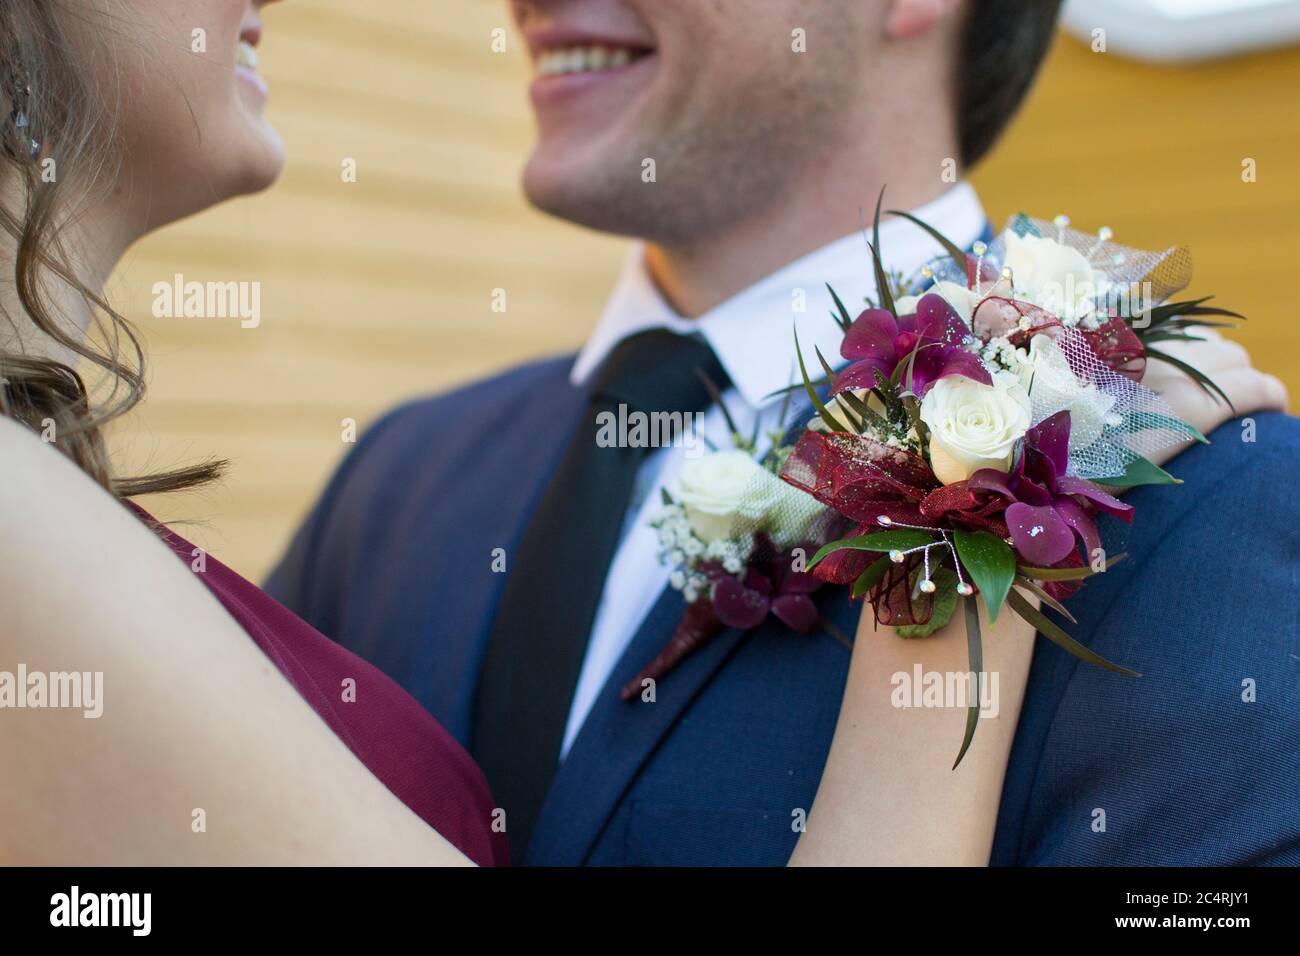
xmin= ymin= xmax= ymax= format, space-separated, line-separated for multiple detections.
xmin=68 ymin=0 xmax=286 ymax=233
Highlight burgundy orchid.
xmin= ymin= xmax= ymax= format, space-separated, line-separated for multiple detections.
xmin=832 ymin=292 xmax=991 ymax=399
xmin=968 ymin=410 xmax=1133 ymax=567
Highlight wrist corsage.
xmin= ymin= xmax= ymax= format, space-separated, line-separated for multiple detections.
xmin=630 ymin=192 xmax=1240 ymax=765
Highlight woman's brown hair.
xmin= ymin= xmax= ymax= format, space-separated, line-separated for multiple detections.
xmin=0 ymin=0 xmax=222 ymax=497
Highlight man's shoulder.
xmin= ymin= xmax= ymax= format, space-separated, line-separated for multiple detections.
xmin=1165 ymin=410 xmax=1299 ymax=488
xmin=1034 ymin=409 xmax=1299 ymax=720
xmin=1095 ymin=411 xmax=1298 ymax=617
xmin=374 ymin=353 xmax=578 ymax=440
xmin=264 ymin=353 xmax=584 ymax=610
xmin=1120 ymin=411 xmax=1299 ymax=546
xmin=342 ymin=353 xmax=581 ymax=471
xmin=999 ymin=413 xmax=1300 ymax=865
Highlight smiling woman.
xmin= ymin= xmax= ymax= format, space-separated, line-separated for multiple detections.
xmin=0 ymin=0 xmax=285 ymax=498
xmin=0 ymin=0 xmax=508 ymax=867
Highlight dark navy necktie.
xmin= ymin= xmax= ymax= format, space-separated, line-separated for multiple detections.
xmin=472 ymin=329 xmax=727 ymax=856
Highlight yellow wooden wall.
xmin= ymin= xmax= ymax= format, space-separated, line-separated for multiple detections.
xmin=108 ymin=3 xmax=1300 ymax=580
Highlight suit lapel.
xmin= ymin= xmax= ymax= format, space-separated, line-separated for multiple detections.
xmin=525 ymin=586 xmax=751 ymax=864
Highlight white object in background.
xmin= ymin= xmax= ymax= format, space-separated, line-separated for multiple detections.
xmin=1062 ymin=0 xmax=1300 ymax=61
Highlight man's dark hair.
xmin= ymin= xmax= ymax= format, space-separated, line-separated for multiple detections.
xmin=958 ymin=1 xmax=1065 ymax=168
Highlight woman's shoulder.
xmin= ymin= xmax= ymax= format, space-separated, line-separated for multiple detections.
xmin=0 ymin=416 xmax=169 ymax=662
xmin=0 ymin=416 xmax=479 ymax=864
xmin=0 ymin=413 xmax=106 ymax=503
xmin=0 ymin=415 xmax=117 ymax=577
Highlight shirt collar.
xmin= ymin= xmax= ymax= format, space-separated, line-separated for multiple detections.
xmin=571 ymin=181 xmax=988 ymax=410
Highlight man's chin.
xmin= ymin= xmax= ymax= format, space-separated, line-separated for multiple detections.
xmin=521 ymin=154 xmax=634 ymax=235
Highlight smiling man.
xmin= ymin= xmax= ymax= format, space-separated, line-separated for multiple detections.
xmin=515 ymin=0 xmax=988 ymax=316
xmin=266 ymin=0 xmax=1299 ymax=867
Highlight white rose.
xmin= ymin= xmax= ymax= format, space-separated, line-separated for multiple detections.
xmin=1001 ymin=230 xmax=1107 ymax=323
xmin=670 ymin=448 xmax=825 ymax=547
xmin=1018 ymin=334 xmax=1117 ymax=452
xmin=919 ymin=372 xmax=1032 ymax=485
xmin=670 ymin=449 xmax=783 ymax=543
xmin=895 ymin=280 xmax=980 ymax=324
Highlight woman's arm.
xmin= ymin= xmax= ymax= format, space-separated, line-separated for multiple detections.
xmin=789 ymin=600 xmax=1036 ymax=866
xmin=790 ymin=332 xmax=1287 ymax=866
xmin=0 ymin=418 xmax=471 ymax=865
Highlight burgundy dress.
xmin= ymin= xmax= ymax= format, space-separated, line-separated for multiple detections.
xmin=140 ymin=509 xmax=509 ymax=866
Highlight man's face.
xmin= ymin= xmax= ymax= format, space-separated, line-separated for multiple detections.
xmin=511 ymin=0 xmax=886 ymax=244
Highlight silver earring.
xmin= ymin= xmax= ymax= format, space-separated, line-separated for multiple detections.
xmin=4 ymin=56 xmax=40 ymax=160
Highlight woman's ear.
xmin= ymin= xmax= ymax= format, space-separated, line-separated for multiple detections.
xmin=885 ymin=0 xmax=962 ymax=40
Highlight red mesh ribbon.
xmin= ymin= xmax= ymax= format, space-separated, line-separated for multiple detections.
xmin=780 ymin=431 xmax=1029 ymax=626
xmin=985 ymin=295 xmax=1147 ymax=383
xmin=919 ymin=482 xmax=1011 ymax=537
xmin=780 ymin=432 xmax=937 ymax=625
xmin=873 ymin=555 xmax=936 ymax=627
xmin=980 ymin=296 xmax=1063 ymax=344
xmin=1078 ymin=316 xmax=1146 ymax=382
xmin=780 ymin=431 xmax=938 ymax=526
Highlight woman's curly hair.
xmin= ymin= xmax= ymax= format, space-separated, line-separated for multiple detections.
xmin=0 ymin=1 xmax=222 ymax=496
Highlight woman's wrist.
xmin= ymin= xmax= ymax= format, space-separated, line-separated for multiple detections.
xmin=790 ymin=595 xmax=1038 ymax=866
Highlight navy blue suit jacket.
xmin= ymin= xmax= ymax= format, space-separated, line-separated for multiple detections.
xmin=267 ymin=356 xmax=1300 ymax=865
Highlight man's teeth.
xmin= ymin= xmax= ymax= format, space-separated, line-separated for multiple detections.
xmin=537 ymin=45 xmax=639 ymax=77
xmin=237 ymin=40 xmax=259 ymax=71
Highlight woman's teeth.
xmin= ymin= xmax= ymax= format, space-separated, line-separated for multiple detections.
xmin=537 ymin=45 xmax=640 ymax=77
xmin=237 ymin=40 xmax=259 ymax=71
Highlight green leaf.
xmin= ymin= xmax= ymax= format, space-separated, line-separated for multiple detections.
xmin=1131 ymin=295 xmax=1213 ymax=327
xmin=1155 ymin=318 xmax=1238 ymax=333
xmin=894 ymin=340 xmax=941 ymax=399
xmin=1146 ymin=347 xmax=1235 ymax=412
xmin=1138 ymin=296 xmax=1245 ymax=329
xmin=808 ymin=529 xmax=936 ymax=569
xmin=897 ymin=568 xmax=958 ymax=638
xmin=762 ymin=378 xmax=830 ymax=401
xmin=953 ymin=596 xmax=983 ymax=769
xmin=1141 ymin=332 xmax=1210 ymax=347
xmin=826 ymin=283 xmax=853 ymax=333
xmin=837 ymin=387 xmax=892 ymax=436
xmin=693 ymin=366 xmax=740 ymax=440
xmin=1164 ymin=306 xmax=1245 ymax=320
xmin=1124 ymin=413 xmax=1207 ymax=445
xmin=1093 ymin=454 xmax=1182 ymax=489
xmin=1013 ymin=576 xmax=1077 ymax=624
xmin=1017 ymin=553 xmax=1126 ymax=581
xmin=794 ymin=327 xmax=849 ymax=434
xmin=953 ymin=530 xmax=1016 ymax=624
xmin=1006 ymin=590 xmax=1141 ymax=677
xmin=874 ymin=368 xmax=908 ymax=420
xmin=886 ymin=209 xmax=969 ymax=266
xmin=902 ymin=393 xmax=929 ymax=448
xmin=851 ymin=556 xmax=891 ymax=599
xmin=870 ymin=187 xmax=896 ymax=317
xmin=814 ymin=346 xmax=862 ymax=432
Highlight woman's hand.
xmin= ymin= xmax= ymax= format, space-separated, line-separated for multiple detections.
xmin=1142 ymin=328 xmax=1288 ymax=467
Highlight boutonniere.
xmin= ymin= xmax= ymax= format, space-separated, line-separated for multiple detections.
xmin=631 ymin=191 xmax=1239 ymax=767
xmin=620 ymin=411 xmax=851 ymax=702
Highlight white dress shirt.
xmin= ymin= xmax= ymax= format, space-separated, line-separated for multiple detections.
xmin=559 ymin=182 xmax=988 ymax=757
